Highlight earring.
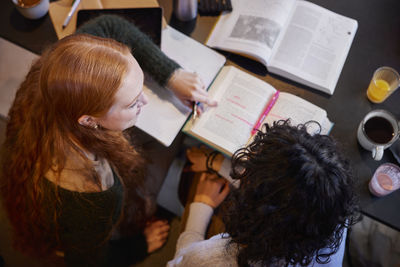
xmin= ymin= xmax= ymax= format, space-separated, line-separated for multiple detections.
xmin=94 ymin=124 xmax=98 ymax=129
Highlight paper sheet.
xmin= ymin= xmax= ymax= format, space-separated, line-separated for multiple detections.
xmin=0 ymin=38 xmax=39 ymax=119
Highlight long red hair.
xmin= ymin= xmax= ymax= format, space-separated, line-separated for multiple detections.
xmin=1 ymin=34 xmax=148 ymax=258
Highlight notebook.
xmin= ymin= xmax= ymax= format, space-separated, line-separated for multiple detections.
xmin=76 ymin=7 xmax=163 ymax=46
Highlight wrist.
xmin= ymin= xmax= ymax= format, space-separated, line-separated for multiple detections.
xmin=194 ymin=194 xmax=216 ymax=209
xmin=166 ymin=68 xmax=182 ymax=90
xmin=212 ymin=154 xmax=224 ymax=172
xmin=206 ymin=151 xmax=223 ymax=174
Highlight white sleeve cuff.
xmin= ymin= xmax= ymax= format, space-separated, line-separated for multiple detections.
xmin=218 ymin=157 xmax=231 ymax=178
xmin=185 ymin=202 xmax=214 ymax=236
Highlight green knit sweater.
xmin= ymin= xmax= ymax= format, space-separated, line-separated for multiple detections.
xmin=77 ymin=14 xmax=180 ymax=87
xmin=43 ymin=169 xmax=147 ymax=267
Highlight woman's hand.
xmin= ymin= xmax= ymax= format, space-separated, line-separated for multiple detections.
xmin=193 ymin=173 xmax=230 ymax=209
xmin=143 ymin=220 xmax=170 ymax=253
xmin=186 ymin=146 xmax=225 ymax=173
xmin=167 ymin=69 xmax=217 ymax=113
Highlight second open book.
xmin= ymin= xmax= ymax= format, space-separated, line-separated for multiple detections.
xmin=206 ymin=0 xmax=358 ymax=95
xmin=183 ymin=66 xmax=333 ymax=157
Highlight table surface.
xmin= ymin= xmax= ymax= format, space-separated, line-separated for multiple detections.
xmin=1 ymin=0 xmax=400 ymax=231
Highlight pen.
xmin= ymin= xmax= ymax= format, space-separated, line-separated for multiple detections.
xmin=192 ymin=101 xmax=198 ymax=121
xmin=62 ymin=0 xmax=81 ymax=29
xmin=251 ymin=91 xmax=280 ymax=135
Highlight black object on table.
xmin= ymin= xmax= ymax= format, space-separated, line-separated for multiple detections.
xmin=76 ymin=8 xmax=163 ymax=47
xmin=198 ymin=0 xmax=232 ymax=16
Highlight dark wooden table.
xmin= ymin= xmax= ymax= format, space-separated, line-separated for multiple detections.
xmin=1 ymin=0 xmax=400 ymax=231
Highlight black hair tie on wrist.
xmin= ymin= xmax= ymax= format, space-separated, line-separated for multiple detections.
xmin=206 ymin=150 xmax=220 ymax=175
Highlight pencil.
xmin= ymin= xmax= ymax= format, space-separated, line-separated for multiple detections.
xmin=62 ymin=0 xmax=81 ymax=29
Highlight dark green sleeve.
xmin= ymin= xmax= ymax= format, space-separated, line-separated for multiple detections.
xmin=76 ymin=14 xmax=180 ymax=87
xmin=108 ymin=234 xmax=148 ymax=266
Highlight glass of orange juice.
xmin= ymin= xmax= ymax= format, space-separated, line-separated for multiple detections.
xmin=366 ymin=66 xmax=400 ymax=103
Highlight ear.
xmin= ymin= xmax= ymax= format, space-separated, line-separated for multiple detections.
xmin=78 ymin=115 xmax=98 ymax=128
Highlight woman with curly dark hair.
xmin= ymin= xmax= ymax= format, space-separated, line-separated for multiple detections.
xmin=168 ymin=120 xmax=359 ymax=267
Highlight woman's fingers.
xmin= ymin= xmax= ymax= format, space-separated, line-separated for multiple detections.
xmin=194 ymin=175 xmax=230 ymax=208
xmin=159 ymin=230 xmax=169 ymax=240
xmin=144 ymin=220 xmax=171 ymax=253
xmin=167 ymin=69 xmax=218 ymax=109
xmin=191 ymin=93 xmax=218 ymax=107
xmin=219 ymin=181 xmax=230 ymax=201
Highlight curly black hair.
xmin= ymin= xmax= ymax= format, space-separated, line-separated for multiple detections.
xmin=223 ymin=120 xmax=359 ymax=267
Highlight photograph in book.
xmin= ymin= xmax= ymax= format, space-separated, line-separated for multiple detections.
xmin=230 ymin=15 xmax=281 ymax=50
xmin=206 ymin=0 xmax=358 ymax=95
xmin=183 ymin=66 xmax=333 ymax=157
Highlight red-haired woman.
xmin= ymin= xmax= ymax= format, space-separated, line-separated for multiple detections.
xmin=1 ymin=16 xmax=214 ymax=266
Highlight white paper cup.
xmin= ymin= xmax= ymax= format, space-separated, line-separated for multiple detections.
xmin=12 ymin=0 xmax=49 ymax=20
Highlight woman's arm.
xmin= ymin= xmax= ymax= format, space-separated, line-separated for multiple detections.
xmin=173 ymin=173 xmax=229 ymax=254
xmin=62 ymin=233 xmax=149 ymax=266
xmin=186 ymin=147 xmax=237 ymax=185
xmin=77 ymin=14 xmax=178 ymax=87
xmin=76 ymin=15 xmax=216 ymax=109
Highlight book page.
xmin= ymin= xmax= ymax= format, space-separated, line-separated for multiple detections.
xmin=0 ymin=38 xmax=39 ymax=119
xmin=206 ymin=0 xmax=295 ymax=66
xmin=187 ymin=66 xmax=276 ymax=156
xmin=263 ymin=92 xmax=333 ymax=134
xmin=269 ymin=0 xmax=358 ymax=94
xmin=135 ymin=26 xmax=226 ymax=146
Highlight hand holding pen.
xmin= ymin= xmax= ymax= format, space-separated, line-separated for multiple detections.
xmin=167 ymin=69 xmax=217 ymax=118
xmin=62 ymin=0 xmax=81 ymax=29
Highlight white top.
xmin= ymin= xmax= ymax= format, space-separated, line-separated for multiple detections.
xmin=168 ymin=202 xmax=347 ymax=267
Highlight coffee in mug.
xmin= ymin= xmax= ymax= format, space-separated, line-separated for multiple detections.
xmin=357 ymin=109 xmax=399 ymax=161
xmin=364 ymin=116 xmax=395 ymax=144
xmin=17 ymin=0 xmax=41 ymax=7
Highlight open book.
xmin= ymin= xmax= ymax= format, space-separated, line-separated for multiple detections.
xmin=206 ymin=0 xmax=358 ymax=95
xmin=135 ymin=26 xmax=226 ymax=146
xmin=183 ymin=66 xmax=333 ymax=156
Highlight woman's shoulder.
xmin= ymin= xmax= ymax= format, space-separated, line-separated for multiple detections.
xmin=44 ymin=156 xmax=119 ymax=194
xmin=42 ymin=161 xmax=123 ymax=223
xmin=170 ymin=235 xmax=238 ymax=267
